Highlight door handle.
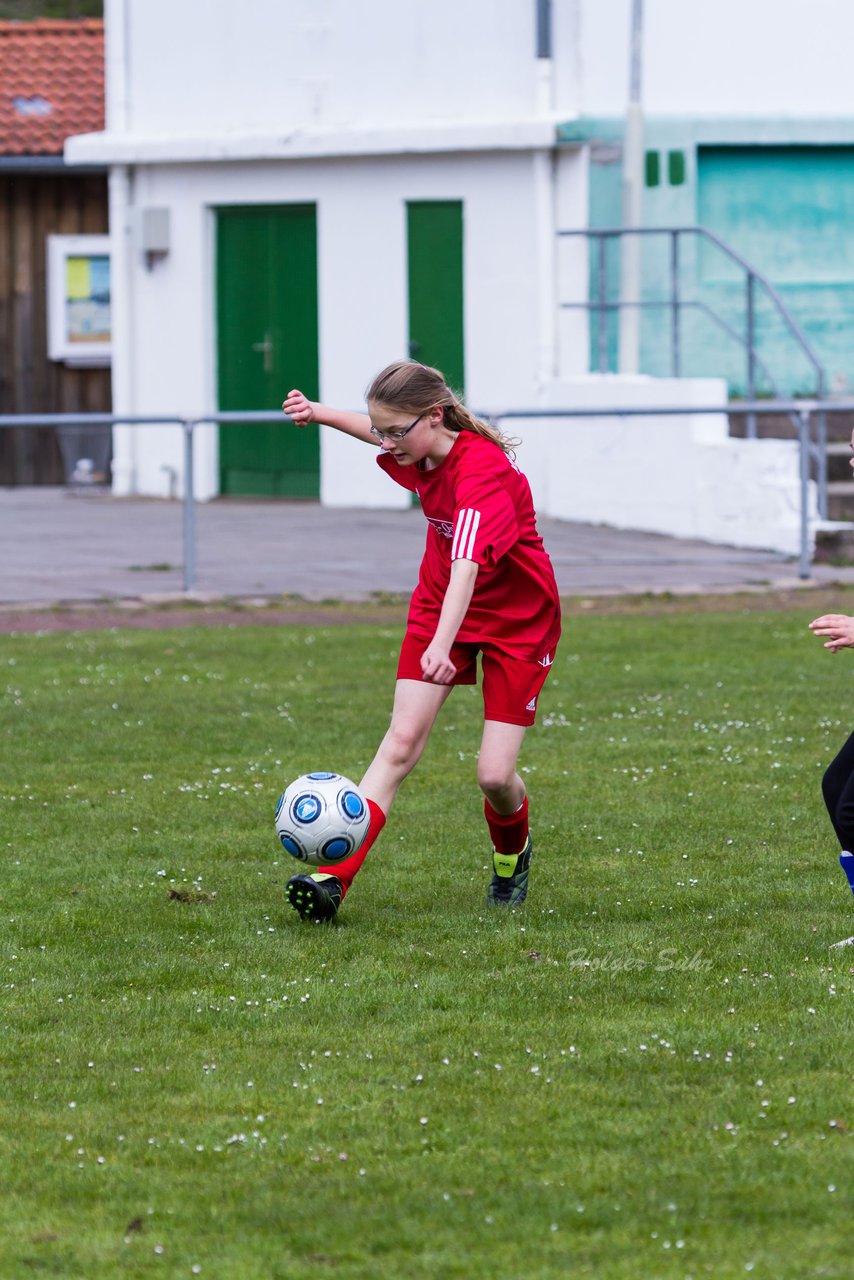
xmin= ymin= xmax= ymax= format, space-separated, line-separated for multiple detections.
xmin=252 ymin=332 xmax=274 ymax=374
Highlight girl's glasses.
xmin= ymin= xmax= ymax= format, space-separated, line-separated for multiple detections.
xmin=369 ymin=413 xmax=423 ymax=444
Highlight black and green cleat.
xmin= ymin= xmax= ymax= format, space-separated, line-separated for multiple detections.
xmin=286 ymin=872 xmax=343 ymax=922
xmin=486 ymin=834 xmax=532 ymax=908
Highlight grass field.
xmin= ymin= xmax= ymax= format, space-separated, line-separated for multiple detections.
xmin=0 ymin=600 xmax=851 ymax=1278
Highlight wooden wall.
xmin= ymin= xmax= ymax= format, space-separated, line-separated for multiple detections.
xmin=0 ymin=169 xmax=111 ymax=484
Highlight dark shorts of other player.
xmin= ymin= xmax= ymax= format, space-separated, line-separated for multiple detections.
xmin=396 ymin=632 xmax=557 ymax=727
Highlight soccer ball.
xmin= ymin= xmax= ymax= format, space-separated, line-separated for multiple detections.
xmin=274 ymin=772 xmax=370 ymax=867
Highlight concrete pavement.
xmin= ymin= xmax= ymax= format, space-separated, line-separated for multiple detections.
xmin=4 ymin=486 xmax=854 ymax=609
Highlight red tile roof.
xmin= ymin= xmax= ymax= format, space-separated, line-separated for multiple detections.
xmin=0 ymin=19 xmax=104 ymax=157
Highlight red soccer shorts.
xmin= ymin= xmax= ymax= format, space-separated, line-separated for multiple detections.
xmin=396 ymin=632 xmax=557 ymax=727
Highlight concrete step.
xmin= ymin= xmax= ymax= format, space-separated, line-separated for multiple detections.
xmin=826 ymin=481 xmax=854 ymax=522
xmin=826 ymin=442 xmax=853 ymax=483
xmin=728 ymin=409 xmax=854 ymax=442
xmin=815 ymin=517 xmax=854 ymax=561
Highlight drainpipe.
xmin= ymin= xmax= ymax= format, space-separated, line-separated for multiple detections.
xmin=105 ymin=0 xmax=138 ymax=493
xmin=534 ymin=0 xmax=557 ymax=392
xmin=618 ymin=0 xmax=644 ymax=374
xmin=108 ymin=165 xmax=137 ymax=495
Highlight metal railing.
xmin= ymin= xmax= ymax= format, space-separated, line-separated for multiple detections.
xmin=560 ymin=225 xmax=826 ymax=398
xmin=0 ymin=410 xmax=290 ymax=595
xmin=1 ymin=401 xmax=851 ymax=588
xmin=559 ymin=226 xmax=830 ymax=495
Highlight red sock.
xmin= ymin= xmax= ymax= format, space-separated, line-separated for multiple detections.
xmin=325 ymin=798 xmax=386 ymax=895
xmin=484 ymin=794 xmax=529 ymax=856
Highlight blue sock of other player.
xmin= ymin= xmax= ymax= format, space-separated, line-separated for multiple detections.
xmin=821 ymin=732 xmax=854 ymax=897
xmin=840 ymin=852 xmax=854 ymax=895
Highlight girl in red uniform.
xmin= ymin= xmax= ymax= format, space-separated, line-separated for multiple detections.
xmin=281 ymin=361 xmax=561 ymax=921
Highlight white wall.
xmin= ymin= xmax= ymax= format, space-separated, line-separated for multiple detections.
xmin=104 ymin=0 xmax=854 ymax=136
xmin=510 ymin=377 xmax=814 ymax=556
xmin=113 ymin=0 xmax=568 ymax=136
xmin=99 ymin=0 xmax=854 ymax=140
xmin=579 ymin=0 xmax=854 ymax=118
xmin=107 ymin=147 xmax=586 ymax=501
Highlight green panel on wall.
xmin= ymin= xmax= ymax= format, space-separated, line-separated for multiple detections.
xmin=216 ymin=205 xmax=319 ymax=497
xmin=667 ymin=150 xmax=686 ymax=186
xmin=407 ymin=201 xmax=465 ymax=393
xmin=645 ymin=151 xmax=660 ymax=187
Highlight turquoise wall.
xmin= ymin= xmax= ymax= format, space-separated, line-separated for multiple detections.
xmin=695 ymin=145 xmax=854 ymax=395
xmin=563 ymin=118 xmax=854 ymax=396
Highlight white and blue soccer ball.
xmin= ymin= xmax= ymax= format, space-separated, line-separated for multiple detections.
xmin=274 ymin=772 xmax=370 ymax=867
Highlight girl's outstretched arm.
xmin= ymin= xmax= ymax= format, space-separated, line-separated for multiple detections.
xmin=809 ymin=613 xmax=854 ymax=653
xmin=282 ymin=388 xmax=376 ymax=445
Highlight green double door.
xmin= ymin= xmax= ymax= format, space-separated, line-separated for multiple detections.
xmin=216 ymin=205 xmax=320 ymax=497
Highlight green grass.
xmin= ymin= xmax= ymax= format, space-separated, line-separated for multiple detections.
xmin=0 ymin=605 xmax=851 ymax=1278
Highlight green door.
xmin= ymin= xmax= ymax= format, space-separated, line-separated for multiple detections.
xmin=407 ymin=200 xmax=465 ymax=392
xmin=216 ymin=205 xmax=319 ymax=496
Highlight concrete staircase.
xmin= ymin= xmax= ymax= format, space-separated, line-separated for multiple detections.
xmin=728 ymin=408 xmax=854 ymax=558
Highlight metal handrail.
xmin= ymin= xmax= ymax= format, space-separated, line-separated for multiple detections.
xmin=568 ymin=295 xmax=784 ymax=398
xmin=559 ymin=225 xmax=831 ymax=516
xmin=0 ymin=410 xmax=290 ymax=593
xmin=559 ymin=225 xmax=826 ymax=395
xmin=1 ymin=402 xmax=850 ymax=585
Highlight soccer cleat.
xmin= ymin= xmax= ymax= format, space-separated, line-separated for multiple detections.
xmin=486 ymin=834 xmax=532 ymax=908
xmin=830 ymin=935 xmax=854 ymax=949
xmin=286 ymin=872 xmax=343 ymax=923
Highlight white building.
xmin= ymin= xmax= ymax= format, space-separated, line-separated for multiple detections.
xmin=66 ymin=0 xmax=853 ymax=553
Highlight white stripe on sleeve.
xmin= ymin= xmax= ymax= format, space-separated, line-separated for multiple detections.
xmin=452 ymin=508 xmax=481 ymax=560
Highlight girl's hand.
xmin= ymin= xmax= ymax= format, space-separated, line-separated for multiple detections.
xmin=421 ymin=642 xmax=457 ymax=685
xmin=282 ymin=388 xmax=315 ymax=427
xmin=809 ymin=613 xmax=854 ymax=652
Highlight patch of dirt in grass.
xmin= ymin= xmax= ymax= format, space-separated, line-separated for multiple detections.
xmin=167 ymin=886 xmax=217 ymax=903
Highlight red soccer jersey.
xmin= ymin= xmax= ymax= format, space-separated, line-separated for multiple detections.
xmin=377 ymin=431 xmax=561 ymax=660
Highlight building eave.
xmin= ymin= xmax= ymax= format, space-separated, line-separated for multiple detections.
xmin=64 ymin=118 xmax=562 ymax=166
xmin=0 ymin=153 xmax=105 ymax=173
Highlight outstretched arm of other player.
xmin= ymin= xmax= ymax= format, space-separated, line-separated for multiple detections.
xmin=421 ymin=559 xmax=479 ymax=684
xmin=809 ymin=613 xmax=854 ymax=653
xmin=282 ymin=388 xmax=377 ymax=446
